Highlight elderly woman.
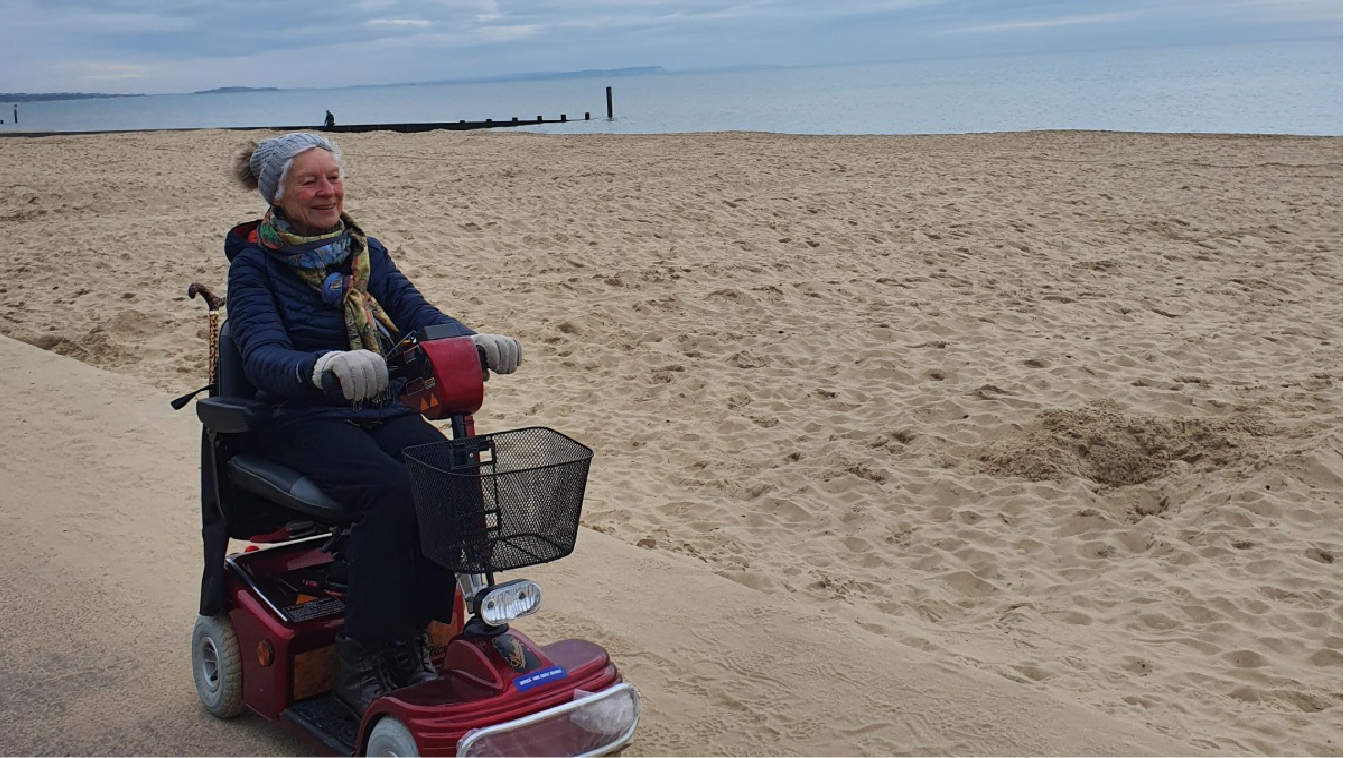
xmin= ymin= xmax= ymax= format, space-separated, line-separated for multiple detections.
xmin=226 ymin=133 xmax=522 ymax=716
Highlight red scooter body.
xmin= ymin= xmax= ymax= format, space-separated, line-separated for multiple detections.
xmin=222 ymin=541 xmax=626 ymax=756
xmin=195 ymin=332 xmax=639 ymax=757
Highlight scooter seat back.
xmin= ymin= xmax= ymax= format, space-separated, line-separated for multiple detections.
xmin=216 ymin=320 xmax=257 ymax=400
xmin=227 ymin=453 xmax=358 ymax=523
xmin=214 ymin=321 xmax=354 ymax=524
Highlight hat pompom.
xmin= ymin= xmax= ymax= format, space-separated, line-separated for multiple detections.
xmin=232 ymin=141 xmax=260 ymax=191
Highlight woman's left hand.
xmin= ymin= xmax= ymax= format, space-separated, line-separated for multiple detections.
xmin=470 ymin=334 xmax=523 ymax=374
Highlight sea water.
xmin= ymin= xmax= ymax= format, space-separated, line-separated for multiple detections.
xmin=6 ymin=38 xmax=1340 ymax=136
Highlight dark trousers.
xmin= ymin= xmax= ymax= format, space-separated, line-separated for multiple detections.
xmin=258 ymin=413 xmax=455 ymax=642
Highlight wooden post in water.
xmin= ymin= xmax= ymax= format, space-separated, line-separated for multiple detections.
xmin=605 ymin=86 xmax=613 ymax=119
xmin=12 ymin=104 xmax=16 ymax=124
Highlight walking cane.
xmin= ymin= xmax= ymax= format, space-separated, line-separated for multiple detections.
xmin=170 ymin=282 xmax=226 ymax=410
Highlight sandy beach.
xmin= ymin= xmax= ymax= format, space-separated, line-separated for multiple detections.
xmin=0 ymin=128 xmax=1340 ymax=756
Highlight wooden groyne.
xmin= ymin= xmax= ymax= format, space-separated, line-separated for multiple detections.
xmin=322 ymin=113 xmax=587 ymax=133
xmin=0 ymin=114 xmax=591 ymax=138
xmin=3 ymin=86 xmax=615 ymax=138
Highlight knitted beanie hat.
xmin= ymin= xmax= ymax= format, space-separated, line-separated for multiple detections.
xmin=243 ymin=133 xmax=339 ymax=205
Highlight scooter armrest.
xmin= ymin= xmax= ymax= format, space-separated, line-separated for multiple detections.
xmin=197 ymin=396 xmax=274 ymax=434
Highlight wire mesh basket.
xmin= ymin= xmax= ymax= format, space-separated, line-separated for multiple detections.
xmin=404 ymin=427 xmax=594 ymax=574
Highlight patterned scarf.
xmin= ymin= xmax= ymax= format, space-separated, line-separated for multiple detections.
xmin=258 ymin=208 xmax=398 ymax=353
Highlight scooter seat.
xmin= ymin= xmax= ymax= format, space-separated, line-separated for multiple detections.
xmin=227 ymin=453 xmax=358 ymax=523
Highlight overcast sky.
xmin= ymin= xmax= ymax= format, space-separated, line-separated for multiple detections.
xmin=3 ymin=0 xmax=1341 ymax=94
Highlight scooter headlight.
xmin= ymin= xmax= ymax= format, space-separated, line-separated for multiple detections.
xmin=476 ymin=579 xmax=542 ymax=626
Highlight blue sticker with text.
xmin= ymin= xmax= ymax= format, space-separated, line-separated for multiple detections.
xmin=513 ymin=665 xmax=568 ymax=692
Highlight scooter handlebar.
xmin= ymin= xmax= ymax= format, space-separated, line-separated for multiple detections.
xmin=320 ymin=346 xmax=488 ymax=398
xmin=315 ymin=335 xmax=488 ymax=418
xmin=385 ymin=344 xmax=490 ymax=382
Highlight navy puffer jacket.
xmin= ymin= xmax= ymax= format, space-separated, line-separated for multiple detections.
xmin=224 ymin=219 xmax=474 ymax=420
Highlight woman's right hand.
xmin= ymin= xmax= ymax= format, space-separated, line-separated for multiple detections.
xmin=312 ymin=350 xmax=390 ymax=400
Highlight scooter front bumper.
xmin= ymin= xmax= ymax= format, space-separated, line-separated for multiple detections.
xmin=455 ymin=682 xmax=641 ymax=757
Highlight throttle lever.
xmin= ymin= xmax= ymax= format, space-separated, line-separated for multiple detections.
xmin=477 ymin=346 xmax=491 ymax=382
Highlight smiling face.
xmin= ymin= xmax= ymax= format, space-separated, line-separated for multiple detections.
xmin=276 ymin=147 xmax=343 ymax=235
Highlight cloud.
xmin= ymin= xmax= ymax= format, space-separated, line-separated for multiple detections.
xmin=534 ymin=0 xmax=939 ymax=30
xmin=474 ymin=0 xmax=503 ymax=22
xmin=475 ymin=22 xmax=542 ymax=41
xmin=1211 ymin=0 xmax=1342 ymax=22
xmin=366 ymin=18 xmax=433 ymax=26
xmin=54 ymin=60 xmax=152 ymax=81
xmin=423 ymin=0 xmax=505 ymax=19
xmin=3 ymin=0 xmax=1339 ymax=93
xmin=12 ymin=7 xmax=199 ymax=34
xmin=943 ymin=11 xmax=1136 ymax=34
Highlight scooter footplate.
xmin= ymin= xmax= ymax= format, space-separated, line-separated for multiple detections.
xmin=284 ymin=697 xmax=359 ymax=756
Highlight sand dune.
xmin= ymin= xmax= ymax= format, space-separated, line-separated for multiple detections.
xmin=0 ymin=129 xmax=1340 ymax=755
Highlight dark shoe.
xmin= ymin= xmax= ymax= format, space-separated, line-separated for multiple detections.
xmin=334 ymin=634 xmax=399 ymax=717
xmin=388 ymin=630 xmax=440 ymax=687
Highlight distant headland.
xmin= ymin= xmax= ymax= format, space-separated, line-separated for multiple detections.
xmin=2 ymin=92 xmax=146 ymax=103
xmin=1 ymin=86 xmax=278 ymax=103
xmin=427 ymin=66 xmax=665 ymax=85
xmin=194 ymin=86 xmax=280 ymax=94
xmin=336 ymin=66 xmax=666 ymax=89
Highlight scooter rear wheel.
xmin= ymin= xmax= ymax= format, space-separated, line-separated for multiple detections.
xmin=366 ymin=717 xmax=420 ymax=756
xmin=191 ymin=614 xmax=244 ymax=718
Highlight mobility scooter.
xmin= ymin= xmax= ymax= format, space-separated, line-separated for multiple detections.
xmin=179 ymin=285 xmax=640 ymax=756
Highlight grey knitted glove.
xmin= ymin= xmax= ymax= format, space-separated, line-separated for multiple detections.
xmin=312 ymin=350 xmax=389 ymax=401
xmin=470 ymin=334 xmax=522 ymax=374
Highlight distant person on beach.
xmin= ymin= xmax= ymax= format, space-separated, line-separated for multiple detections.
xmin=225 ymin=133 xmax=522 ymax=716
xmin=324 ymin=109 xmax=335 ymax=127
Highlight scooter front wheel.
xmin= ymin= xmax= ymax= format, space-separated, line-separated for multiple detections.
xmin=366 ymin=716 xmax=420 ymax=757
xmin=191 ymin=614 xmax=244 ymax=718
